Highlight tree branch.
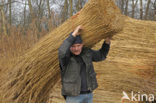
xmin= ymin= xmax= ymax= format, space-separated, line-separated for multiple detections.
xmin=0 ymin=1 xmax=28 ymax=7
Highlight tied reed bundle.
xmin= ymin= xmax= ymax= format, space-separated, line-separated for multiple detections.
xmin=0 ymin=0 xmax=124 ymax=103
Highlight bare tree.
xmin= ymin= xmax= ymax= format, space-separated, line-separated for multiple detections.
xmin=154 ymin=0 xmax=156 ymax=20
xmin=28 ymin=0 xmax=35 ymax=20
xmin=23 ymin=1 xmax=27 ymax=28
xmin=125 ymin=0 xmax=129 ymax=16
xmin=145 ymin=0 xmax=151 ymax=20
xmin=69 ymin=0 xmax=73 ymax=16
xmin=76 ymin=0 xmax=82 ymax=11
xmin=0 ymin=6 xmax=7 ymax=35
xmin=62 ymin=0 xmax=68 ymax=22
xmin=36 ymin=0 xmax=44 ymax=33
xmin=131 ymin=0 xmax=138 ymax=18
xmin=46 ymin=0 xmax=51 ymax=19
xmin=121 ymin=0 xmax=124 ymax=13
xmin=37 ymin=0 xmax=44 ymax=18
xmin=140 ymin=0 xmax=143 ymax=19
xmin=0 ymin=10 xmax=2 ymax=34
xmin=9 ymin=0 xmax=12 ymax=25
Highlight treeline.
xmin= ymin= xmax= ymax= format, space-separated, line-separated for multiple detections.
xmin=0 ymin=0 xmax=87 ymax=59
xmin=116 ymin=0 xmax=156 ymax=20
xmin=0 ymin=0 xmax=87 ymax=37
xmin=0 ymin=0 xmax=156 ymax=36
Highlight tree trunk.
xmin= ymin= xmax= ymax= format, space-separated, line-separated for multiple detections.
xmin=0 ymin=0 xmax=124 ymax=103
xmin=79 ymin=0 xmax=82 ymax=9
xmin=76 ymin=0 xmax=81 ymax=11
xmin=23 ymin=1 xmax=26 ymax=27
xmin=37 ymin=0 xmax=43 ymax=34
xmin=131 ymin=0 xmax=138 ymax=18
xmin=9 ymin=0 xmax=12 ymax=25
xmin=0 ymin=6 xmax=7 ymax=35
xmin=69 ymin=0 xmax=73 ymax=17
xmin=38 ymin=0 xmax=43 ymax=18
xmin=23 ymin=1 xmax=27 ymax=35
xmin=28 ymin=0 xmax=35 ymax=20
xmin=46 ymin=0 xmax=51 ymax=19
xmin=62 ymin=0 xmax=68 ymax=22
xmin=0 ymin=9 xmax=2 ymax=34
xmin=125 ymin=0 xmax=129 ymax=16
xmin=154 ymin=0 xmax=156 ymax=20
xmin=140 ymin=0 xmax=143 ymax=19
xmin=121 ymin=0 xmax=124 ymax=14
xmin=132 ymin=0 xmax=135 ymax=18
xmin=145 ymin=0 xmax=151 ymax=20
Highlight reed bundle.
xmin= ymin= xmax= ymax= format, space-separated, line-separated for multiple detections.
xmin=49 ymin=17 xmax=156 ymax=103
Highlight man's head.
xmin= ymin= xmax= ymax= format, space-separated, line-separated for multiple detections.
xmin=70 ymin=35 xmax=83 ymax=55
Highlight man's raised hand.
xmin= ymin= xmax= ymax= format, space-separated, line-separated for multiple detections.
xmin=72 ymin=25 xmax=83 ymax=37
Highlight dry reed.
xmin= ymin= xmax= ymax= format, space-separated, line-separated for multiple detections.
xmin=48 ymin=17 xmax=156 ymax=103
xmin=0 ymin=0 xmax=124 ymax=103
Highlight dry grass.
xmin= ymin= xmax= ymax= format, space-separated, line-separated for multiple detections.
xmin=0 ymin=20 xmax=53 ymax=103
xmin=0 ymin=22 xmax=49 ymax=83
xmin=0 ymin=0 xmax=124 ymax=103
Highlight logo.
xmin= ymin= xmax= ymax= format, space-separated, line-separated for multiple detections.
xmin=121 ymin=91 xmax=155 ymax=102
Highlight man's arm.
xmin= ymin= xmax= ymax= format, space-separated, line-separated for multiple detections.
xmin=58 ymin=25 xmax=82 ymax=71
xmin=91 ymin=37 xmax=111 ymax=62
xmin=58 ymin=33 xmax=76 ymax=70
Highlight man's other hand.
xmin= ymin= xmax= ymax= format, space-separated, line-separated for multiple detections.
xmin=105 ymin=36 xmax=112 ymax=44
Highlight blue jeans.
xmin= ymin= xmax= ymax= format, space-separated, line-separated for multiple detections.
xmin=66 ymin=93 xmax=93 ymax=103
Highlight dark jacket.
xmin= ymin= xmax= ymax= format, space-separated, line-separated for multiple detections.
xmin=58 ymin=33 xmax=110 ymax=96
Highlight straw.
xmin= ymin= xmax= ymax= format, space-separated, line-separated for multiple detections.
xmin=0 ymin=0 xmax=124 ymax=103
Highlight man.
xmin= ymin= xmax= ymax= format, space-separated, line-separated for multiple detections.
xmin=58 ymin=25 xmax=111 ymax=103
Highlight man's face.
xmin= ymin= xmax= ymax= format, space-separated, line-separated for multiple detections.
xmin=70 ymin=43 xmax=83 ymax=55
